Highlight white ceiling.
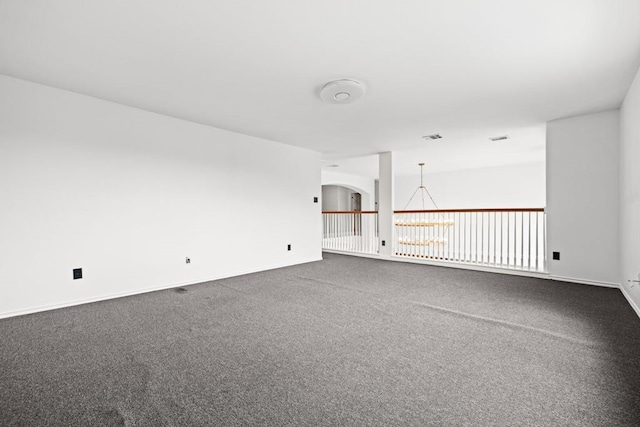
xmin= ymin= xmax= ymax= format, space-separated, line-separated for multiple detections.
xmin=2 ymin=0 xmax=640 ymax=173
xmin=323 ymin=124 xmax=546 ymax=178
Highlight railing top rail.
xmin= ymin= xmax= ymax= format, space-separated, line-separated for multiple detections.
xmin=394 ymin=208 xmax=545 ymax=213
xmin=322 ymin=211 xmax=378 ymax=214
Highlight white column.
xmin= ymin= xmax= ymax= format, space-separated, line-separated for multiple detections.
xmin=546 ymin=110 xmax=619 ymax=285
xmin=378 ymin=152 xmax=394 ymax=258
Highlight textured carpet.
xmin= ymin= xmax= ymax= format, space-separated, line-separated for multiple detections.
xmin=1 ymin=253 xmax=639 ymax=426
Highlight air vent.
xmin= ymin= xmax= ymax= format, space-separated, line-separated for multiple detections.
xmin=422 ymin=134 xmax=442 ymax=140
xmin=489 ymin=135 xmax=509 ymax=141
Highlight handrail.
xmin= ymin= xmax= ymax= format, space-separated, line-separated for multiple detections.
xmin=395 ymin=208 xmax=544 ymax=214
xmin=322 ymin=211 xmax=378 ymax=214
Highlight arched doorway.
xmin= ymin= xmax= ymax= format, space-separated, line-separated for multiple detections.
xmin=321 ymin=184 xmax=371 ymax=211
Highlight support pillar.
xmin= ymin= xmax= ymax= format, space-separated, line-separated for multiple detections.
xmin=378 ymin=152 xmax=394 ymax=258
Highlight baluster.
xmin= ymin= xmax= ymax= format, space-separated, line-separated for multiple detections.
xmin=355 ymin=212 xmax=360 ymax=253
xmin=535 ymin=212 xmax=540 ymax=271
xmin=527 ymin=211 xmax=531 ymax=271
xmin=520 ymin=211 xmax=524 ymax=269
xmin=463 ymin=212 xmax=468 ymax=262
xmin=499 ymin=212 xmax=503 ymax=267
xmin=457 ymin=212 xmax=460 ymax=261
xmin=471 ymin=212 xmax=478 ymax=263
xmin=493 ymin=211 xmax=497 ymax=266
xmin=506 ymin=212 xmax=510 ymax=267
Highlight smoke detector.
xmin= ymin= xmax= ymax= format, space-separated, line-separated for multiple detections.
xmin=320 ymin=79 xmax=365 ymax=104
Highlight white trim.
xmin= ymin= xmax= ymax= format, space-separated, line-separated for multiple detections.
xmin=323 ymin=249 xmax=381 ymax=260
xmin=390 ymin=255 xmax=550 ymax=279
xmin=549 ymin=275 xmax=620 ymax=288
xmin=0 ymin=257 xmax=322 ymax=320
xmin=620 ymin=286 xmax=640 ymax=319
xmin=323 ymin=249 xmax=549 ymax=279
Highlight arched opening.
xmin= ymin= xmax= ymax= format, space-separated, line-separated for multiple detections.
xmin=321 ymin=184 xmax=372 ymax=211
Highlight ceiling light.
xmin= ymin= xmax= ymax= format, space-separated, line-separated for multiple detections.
xmin=320 ymin=79 xmax=365 ymax=104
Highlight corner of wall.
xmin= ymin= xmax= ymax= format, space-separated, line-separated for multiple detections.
xmin=546 ymin=109 xmax=620 ymax=287
xmin=619 ymin=61 xmax=640 ymax=318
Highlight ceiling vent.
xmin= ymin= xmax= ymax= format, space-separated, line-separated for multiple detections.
xmin=489 ymin=135 xmax=510 ymax=141
xmin=422 ymin=134 xmax=442 ymax=140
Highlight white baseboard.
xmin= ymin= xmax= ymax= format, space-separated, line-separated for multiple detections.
xmin=323 ymin=250 xmax=550 ymax=279
xmin=322 ymin=249 xmax=382 ymax=260
xmin=392 ymin=257 xmax=550 ymax=279
xmin=620 ymin=286 xmax=640 ymax=319
xmin=549 ymin=275 xmax=620 ymax=288
xmin=0 ymin=256 xmax=322 ymax=320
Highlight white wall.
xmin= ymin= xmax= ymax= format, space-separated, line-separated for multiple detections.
xmin=322 ymin=185 xmax=352 ymax=211
xmin=546 ymin=110 xmax=619 ymax=286
xmin=0 ymin=75 xmax=322 ymax=318
xmin=321 ymin=170 xmax=374 ymax=210
xmin=378 ymin=152 xmax=394 ymax=258
xmin=620 ymin=66 xmax=640 ymax=314
xmin=394 ymin=162 xmax=545 ymax=210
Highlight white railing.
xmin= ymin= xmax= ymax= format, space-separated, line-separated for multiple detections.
xmin=393 ymin=209 xmax=546 ymax=272
xmin=322 ymin=211 xmax=379 ymax=255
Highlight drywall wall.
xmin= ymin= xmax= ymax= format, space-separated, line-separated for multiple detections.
xmin=378 ymin=152 xmax=394 ymax=258
xmin=620 ymin=65 xmax=640 ymax=314
xmin=546 ymin=110 xmax=619 ymax=286
xmin=322 ymin=185 xmax=352 ymax=211
xmin=0 ymin=75 xmax=322 ymax=318
xmin=394 ymin=162 xmax=545 ymax=210
xmin=321 ymin=170 xmax=374 ymax=210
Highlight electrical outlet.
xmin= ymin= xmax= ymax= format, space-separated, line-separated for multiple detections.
xmin=73 ymin=268 xmax=83 ymax=280
xmin=381 ymin=240 xmax=386 ymax=246
xmin=287 ymin=244 xmax=291 ymax=251
xmin=552 ymin=251 xmax=560 ymax=260
xmin=313 ymin=197 xmax=318 ymax=203
xmin=186 ymin=257 xmax=191 ymax=264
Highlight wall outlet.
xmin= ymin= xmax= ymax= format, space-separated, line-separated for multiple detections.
xmin=381 ymin=240 xmax=386 ymax=246
xmin=287 ymin=244 xmax=292 ymax=251
xmin=552 ymin=251 xmax=560 ymax=260
xmin=313 ymin=197 xmax=318 ymax=203
xmin=73 ymin=268 xmax=83 ymax=280
xmin=186 ymin=257 xmax=191 ymax=264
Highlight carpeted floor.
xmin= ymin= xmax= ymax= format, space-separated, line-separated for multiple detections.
xmin=1 ymin=253 xmax=639 ymax=426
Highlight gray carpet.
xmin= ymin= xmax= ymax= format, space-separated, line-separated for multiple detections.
xmin=1 ymin=253 xmax=639 ymax=426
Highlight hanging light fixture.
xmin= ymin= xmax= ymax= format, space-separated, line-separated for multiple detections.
xmin=402 ymin=162 xmax=440 ymax=210
xmin=395 ymin=163 xmax=454 ymax=245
